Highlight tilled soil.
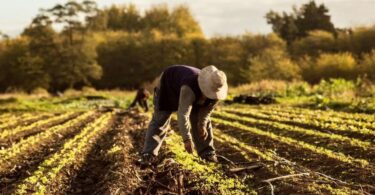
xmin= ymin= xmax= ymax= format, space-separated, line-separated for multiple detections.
xmin=217 ymin=112 xmax=375 ymax=164
xmin=65 ymin=110 xmax=212 ymax=194
xmin=0 ymin=112 xmax=83 ymax=148
xmin=1 ymin=110 xmax=214 ymax=194
xmin=214 ymin=122 xmax=375 ymax=193
xmin=230 ymin=111 xmax=375 ymax=142
xmin=2 ymin=108 xmax=374 ymax=194
xmin=214 ymin=139 xmax=312 ymax=194
xmin=66 ymin=112 xmax=141 ymax=194
xmin=0 ymin=113 xmax=51 ymax=133
xmin=0 ymin=113 xmax=98 ymax=193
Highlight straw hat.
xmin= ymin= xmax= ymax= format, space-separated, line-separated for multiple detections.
xmin=198 ymin=65 xmax=228 ymax=100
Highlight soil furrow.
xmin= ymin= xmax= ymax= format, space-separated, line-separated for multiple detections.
xmin=255 ymin=108 xmax=375 ymax=131
xmin=213 ymin=120 xmax=375 ymax=190
xmin=0 ymin=113 xmax=53 ymax=133
xmin=214 ymin=136 xmax=359 ymax=194
xmin=0 ymin=112 xmax=82 ymax=148
xmin=214 ymin=112 xmax=375 ymax=165
xmin=66 ymin=112 xmax=140 ymax=194
xmin=0 ymin=113 xmax=97 ymax=194
xmin=225 ymin=110 xmax=375 ymax=143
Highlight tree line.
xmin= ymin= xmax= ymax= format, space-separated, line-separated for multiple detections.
xmin=0 ymin=0 xmax=374 ymax=93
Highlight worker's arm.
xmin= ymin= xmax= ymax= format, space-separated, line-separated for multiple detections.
xmin=197 ymin=100 xmax=218 ymax=137
xmin=177 ymin=85 xmax=195 ymax=142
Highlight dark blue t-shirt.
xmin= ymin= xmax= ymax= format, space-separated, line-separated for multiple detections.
xmin=158 ymin=65 xmax=202 ymax=111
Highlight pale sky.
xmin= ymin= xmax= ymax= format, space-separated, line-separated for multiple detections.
xmin=1 ymin=0 xmax=375 ymax=37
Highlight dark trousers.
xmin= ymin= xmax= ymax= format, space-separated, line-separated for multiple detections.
xmin=142 ymin=88 xmax=215 ymax=156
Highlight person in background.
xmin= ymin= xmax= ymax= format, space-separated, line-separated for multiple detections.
xmin=139 ymin=65 xmax=228 ymax=166
xmin=129 ymin=88 xmax=150 ymax=112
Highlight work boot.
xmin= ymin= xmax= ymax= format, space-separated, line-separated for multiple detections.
xmin=201 ymin=152 xmax=218 ymax=163
xmin=137 ymin=153 xmax=155 ymax=167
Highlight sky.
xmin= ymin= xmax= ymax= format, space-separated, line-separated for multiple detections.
xmin=1 ymin=0 xmax=375 ymax=37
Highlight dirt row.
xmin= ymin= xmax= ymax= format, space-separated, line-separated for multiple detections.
xmin=258 ymin=105 xmax=375 ymax=123
xmin=65 ymin=112 xmax=142 ymax=194
xmin=216 ymin=111 xmax=375 ymax=165
xmin=2 ymin=110 xmax=205 ymax=194
xmin=213 ymin=121 xmax=375 ymax=193
xmin=254 ymin=108 xmax=375 ymax=131
xmin=0 ymin=112 xmax=83 ymax=148
xmin=0 ymin=112 xmax=98 ymax=193
xmin=0 ymin=113 xmax=52 ymax=133
xmin=5 ymin=108 xmax=373 ymax=194
xmin=227 ymin=110 xmax=375 ymax=143
xmin=213 ymin=136 xmax=359 ymax=194
xmin=66 ymin=110 xmax=254 ymax=194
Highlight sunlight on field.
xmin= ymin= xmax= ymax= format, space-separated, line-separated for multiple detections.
xmin=1 ymin=0 xmax=375 ymax=194
xmin=0 ymin=92 xmax=374 ymax=194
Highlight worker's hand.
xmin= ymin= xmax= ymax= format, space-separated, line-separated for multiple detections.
xmin=198 ymin=126 xmax=208 ymax=140
xmin=184 ymin=139 xmax=193 ymax=154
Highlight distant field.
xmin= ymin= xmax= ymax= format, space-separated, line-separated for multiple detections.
xmin=0 ymin=94 xmax=374 ymax=194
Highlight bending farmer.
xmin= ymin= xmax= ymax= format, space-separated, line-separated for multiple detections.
xmin=140 ymin=65 xmax=228 ymax=165
xmin=129 ymin=88 xmax=150 ymax=112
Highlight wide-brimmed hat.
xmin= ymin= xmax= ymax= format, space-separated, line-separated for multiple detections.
xmin=198 ymin=65 xmax=228 ymax=100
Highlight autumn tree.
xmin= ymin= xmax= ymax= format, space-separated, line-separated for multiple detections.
xmin=291 ymin=30 xmax=336 ymax=58
xmin=0 ymin=38 xmax=49 ymax=91
xmin=18 ymin=1 xmax=101 ymax=91
xmin=266 ymin=1 xmax=335 ymax=44
xmin=265 ymin=11 xmax=298 ymax=45
xmin=295 ymin=1 xmax=335 ymax=37
xmin=170 ymin=5 xmax=203 ymax=37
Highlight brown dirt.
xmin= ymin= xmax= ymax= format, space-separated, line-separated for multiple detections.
xmin=3 ymin=108 xmax=373 ymax=194
xmin=0 ymin=112 xmax=98 ymax=193
xmin=1 ymin=110 xmax=212 ymax=194
xmin=64 ymin=110 xmax=211 ymax=194
xmin=229 ymin=111 xmax=375 ymax=142
xmin=0 ymin=113 xmax=51 ymax=133
xmin=214 ymin=122 xmax=375 ymax=193
xmin=65 ymin=112 xmax=140 ymax=194
xmin=214 ymin=138 xmax=356 ymax=194
xmin=256 ymin=109 xmax=375 ymax=131
xmin=0 ymin=112 xmax=83 ymax=148
xmin=216 ymin=112 xmax=375 ymax=164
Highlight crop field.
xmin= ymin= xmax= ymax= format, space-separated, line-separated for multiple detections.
xmin=0 ymin=95 xmax=374 ymax=194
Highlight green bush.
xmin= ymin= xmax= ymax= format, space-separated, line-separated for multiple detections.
xmin=248 ymin=48 xmax=301 ymax=82
xmin=314 ymin=52 xmax=358 ymax=82
xmin=359 ymin=49 xmax=375 ymax=81
xmin=291 ymin=30 xmax=336 ymax=58
xmin=285 ymin=82 xmax=311 ymax=97
xmin=31 ymin=87 xmax=50 ymax=98
xmin=230 ymin=80 xmax=311 ymax=97
xmin=350 ymin=26 xmax=375 ymax=55
xmin=0 ymin=37 xmax=50 ymax=92
xmin=313 ymin=78 xmax=356 ymax=99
